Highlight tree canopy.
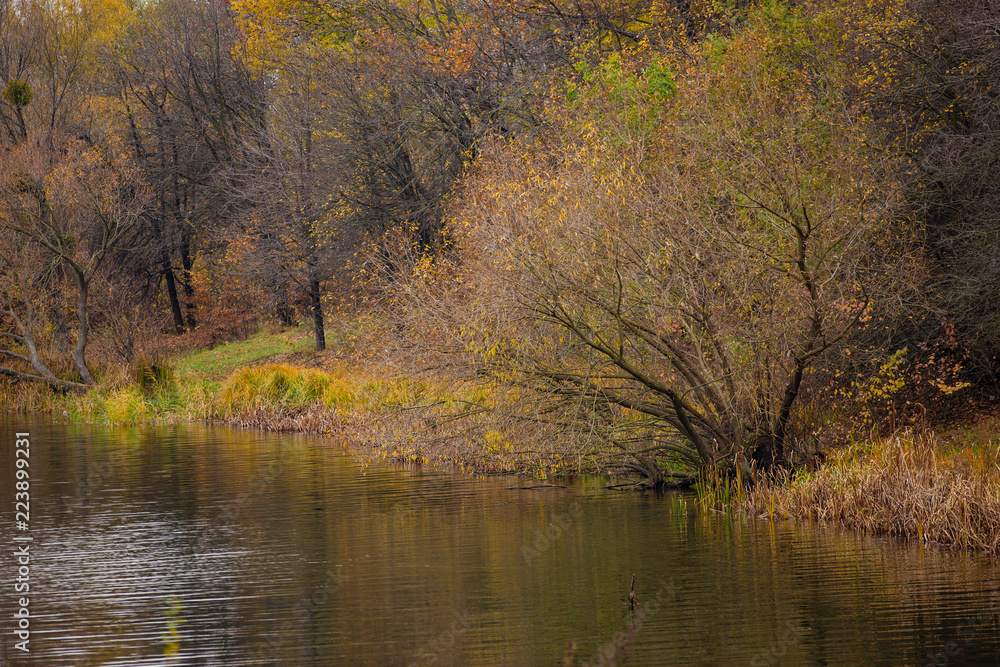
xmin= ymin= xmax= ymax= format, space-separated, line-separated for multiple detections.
xmin=2 ymin=0 xmax=998 ymax=480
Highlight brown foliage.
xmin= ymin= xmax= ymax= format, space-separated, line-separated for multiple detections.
xmin=407 ymin=5 xmax=921 ymax=482
xmin=0 ymin=134 xmax=149 ymax=390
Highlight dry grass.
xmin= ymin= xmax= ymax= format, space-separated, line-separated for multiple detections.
xmin=1 ymin=353 xmax=109 ymax=413
xmin=744 ymin=431 xmax=1000 ymax=553
xmin=1 ymin=378 xmax=61 ymax=412
xmin=208 ymin=361 xmax=578 ymax=476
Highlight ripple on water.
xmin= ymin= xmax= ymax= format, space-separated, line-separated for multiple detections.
xmin=2 ymin=418 xmax=999 ymax=666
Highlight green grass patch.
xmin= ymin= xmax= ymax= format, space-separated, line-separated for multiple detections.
xmin=171 ymin=326 xmax=314 ymax=380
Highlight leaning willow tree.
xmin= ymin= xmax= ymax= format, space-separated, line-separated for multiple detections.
xmin=438 ymin=3 xmax=921 ymax=484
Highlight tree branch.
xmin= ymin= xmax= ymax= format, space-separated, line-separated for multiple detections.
xmin=0 ymin=366 xmax=87 ymax=393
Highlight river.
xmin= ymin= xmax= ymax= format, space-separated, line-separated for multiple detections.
xmin=1 ymin=418 xmax=998 ymax=665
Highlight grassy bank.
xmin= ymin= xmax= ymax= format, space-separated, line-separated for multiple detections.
xmin=49 ymin=325 xmax=577 ymax=477
xmin=10 ymin=324 xmax=1000 ymax=555
xmin=741 ymin=427 xmax=1000 ymax=554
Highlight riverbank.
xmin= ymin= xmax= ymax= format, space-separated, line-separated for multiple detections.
xmin=742 ymin=427 xmax=1000 ymax=555
xmin=36 ymin=323 xmax=580 ymax=477
xmin=8 ymin=322 xmax=1000 ymax=555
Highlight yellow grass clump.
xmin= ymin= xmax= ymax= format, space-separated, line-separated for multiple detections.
xmin=744 ymin=432 xmax=1000 ymax=553
xmin=102 ymin=387 xmax=151 ymax=425
xmin=217 ymin=364 xmax=354 ymax=415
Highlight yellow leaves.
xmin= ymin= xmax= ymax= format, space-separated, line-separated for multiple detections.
xmin=484 ymin=428 xmax=514 ymax=453
xmin=410 ymin=252 xmax=439 ymax=284
xmin=70 ymin=0 xmax=133 ymax=47
xmin=15 ymin=0 xmax=134 ymax=94
xmin=232 ymin=0 xmax=322 ymax=71
xmin=845 ymin=348 xmax=908 ymax=423
xmin=932 ymin=379 xmax=971 ymax=395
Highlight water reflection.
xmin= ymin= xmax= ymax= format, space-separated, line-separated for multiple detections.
xmin=0 ymin=418 xmax=998 ymax=665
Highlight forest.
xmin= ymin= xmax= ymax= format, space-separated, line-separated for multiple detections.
xmin=3 ymin=0 xmax=1000 ymax=547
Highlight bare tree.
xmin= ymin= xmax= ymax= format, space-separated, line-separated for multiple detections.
xmin=0 ymin=0 xmax=35 ymax=146
xmin=0 ymin=136 xmax=149 ymax=388
xmin=107 ymin=0 xmax=268 ymax=333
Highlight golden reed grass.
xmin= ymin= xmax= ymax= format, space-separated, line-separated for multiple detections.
xmin=743 ymin=431 xmax=1000 ymax=553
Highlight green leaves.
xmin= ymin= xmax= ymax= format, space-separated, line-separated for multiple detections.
xmin=644 ymin=58 xmax=677 ymax=101
xmin=2 ymin=80 xmax=33 ymax=108
xmin=565 ymin=52 xmax=677 ymax=147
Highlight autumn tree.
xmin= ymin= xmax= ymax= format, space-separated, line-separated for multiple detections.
xmin=218 ymin=0 xmax=699 ymax=350
xmin=0 ymin=136 xmax=149 ymax=388
xmin=0 ymin=0 xmax=132 ymax=146
xmin=107 ymin=0 xmax=268 ymax=333
xmin=428 ymin=2 xmax=918 ymax=481
xmin=238 ymin=47 xmax=344 ymax=350
xmin=0 ymin=0 xmax=34 ymax=146
xmin=0 ymin=0 xmax=150 ymax=392
xmin=236 ymin=0 xmax=667 ymax=253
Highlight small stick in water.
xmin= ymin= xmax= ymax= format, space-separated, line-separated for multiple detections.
xmin=629 ymin=574 xmax=637 ymax=609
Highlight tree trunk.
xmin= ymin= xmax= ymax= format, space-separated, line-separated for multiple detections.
xmin=0 ymin=366 xmax=87 ymax=393
xmin=276 ymin=282 xmax=295 ymax=326
xmin=7 ymin=308 xmax=59 ymax=382
xmin=50 ymin=303 xmax=69 ymax=353
xmin=173 ymin=139 xmax=197 ymax=331
xmin=163 ymin=256 xmax=185 ymax=334
xmin=180 ymin=230 xmax=197 ymax=330
xmin=309 ymin=277 xmax=325 ymax=351
xmin=70 ymin=269 xmax=96 ymax=385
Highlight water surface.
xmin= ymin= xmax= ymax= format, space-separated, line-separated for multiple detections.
xmin=1 ymin=418 xmax=999 ymax=665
